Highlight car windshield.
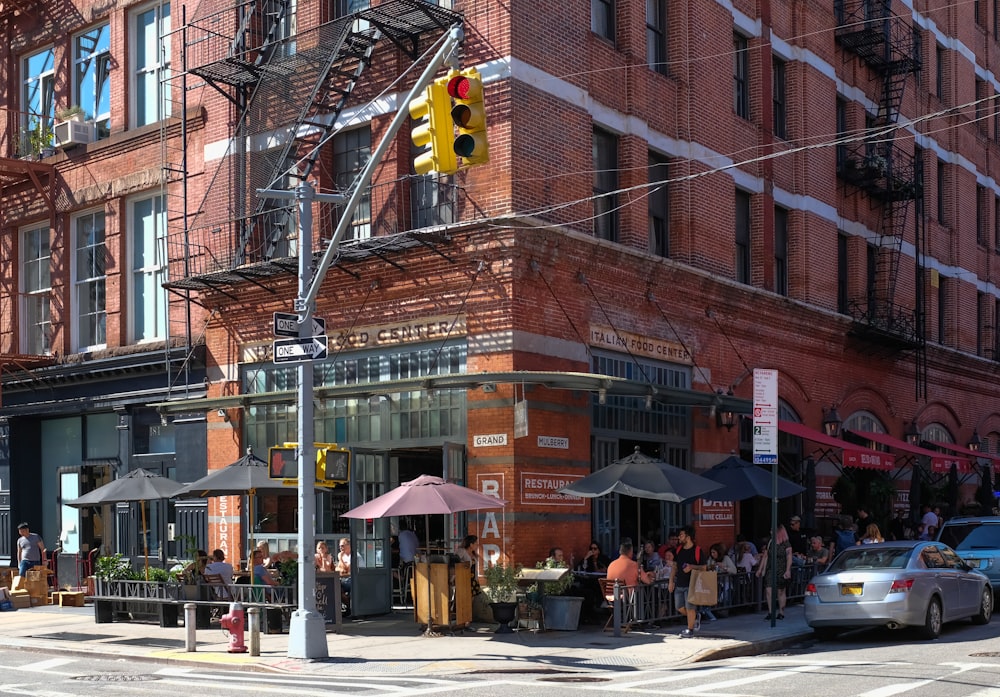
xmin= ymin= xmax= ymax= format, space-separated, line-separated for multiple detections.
xmin=939 ymin=523 xmax=1000 ymax=550
xmin=828 ymin=547 xmax=913 ymax=572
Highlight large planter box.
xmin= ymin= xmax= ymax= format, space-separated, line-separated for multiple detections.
xmin=542 ymin=595 xmax=583 ymax=631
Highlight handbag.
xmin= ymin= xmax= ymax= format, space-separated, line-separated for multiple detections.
xmin=688 ymin=569 xmax=718 ymax=606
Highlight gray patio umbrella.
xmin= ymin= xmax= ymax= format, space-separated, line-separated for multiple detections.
xmin=557 ymin=447 xmax=724 ymax=545
xmin=173 ymin=448 xmax=290 ymax=559
xmin=67 ymin=468 xmax=186 ymax=580
xmin=699 ymin=454 xmax=805 ymax=502
xmin=557 ymin=446 xmax=724 ymax=502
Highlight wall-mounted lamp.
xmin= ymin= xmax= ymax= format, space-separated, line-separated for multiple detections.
xmin=160 ymin=413 xmax=169 ymax=427
xmin=217 ymin=408 xmax=230 ymax=422
xmin=904 ymin=420 xmax=921 ymax=446
xmin=482 ymin=383 xmax=497 ymax=393
xmin=598 ymin=388 xmax=607 ymax=405
xmin=715 ymin=388 xmax=736 ymax=431
xmin=968 ymin=429 xmax=982 ymax=452
xmin=822 ymin=405 xmax=842 ymax=438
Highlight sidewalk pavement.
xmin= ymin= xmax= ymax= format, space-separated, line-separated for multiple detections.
xmin=0 ymin=603 xmax=814 ymax=676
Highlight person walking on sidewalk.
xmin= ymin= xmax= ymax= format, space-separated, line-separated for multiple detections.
xmin=16 ymin=522 xmax=45 ymax=579
xmin=668 ymin=525 xmax=705 ymax=638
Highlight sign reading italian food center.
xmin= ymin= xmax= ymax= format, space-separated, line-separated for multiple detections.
xmin=473 ymin=433 xmax=508 ymax=447
xmin=589 ymin=325 xmax=692 ymax=364
xmin=520 ymin=473 xmax=586 ymax=506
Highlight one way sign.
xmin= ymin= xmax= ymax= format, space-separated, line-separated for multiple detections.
xmin=273 ymin=336 xmax=328 ymax=363
xmin=274 ymin=311 xmax=326 ymax=337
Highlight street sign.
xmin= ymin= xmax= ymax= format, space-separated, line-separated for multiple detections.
xmin=273 ymin=311 xmax=326 ymax=337
xmin=752 ymin=368 xmax=779 ymax=466
xmin=273 ymin=335 xmax=328 ymax=363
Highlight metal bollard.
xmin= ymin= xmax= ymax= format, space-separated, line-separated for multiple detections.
xmin=612 ymin=581 xmax=622 ymax=638
xmin=184 ymin=603 xmax=197 ymax=652
xmin=247 ymin=606 xmax=261 ymax=656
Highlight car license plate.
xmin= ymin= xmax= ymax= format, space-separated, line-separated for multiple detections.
xmin=841 ymin=584 xmax=863 ymax=596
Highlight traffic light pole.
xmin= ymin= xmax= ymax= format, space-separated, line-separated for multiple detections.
xmin=258 ymin=22 xmax=463 ymax=659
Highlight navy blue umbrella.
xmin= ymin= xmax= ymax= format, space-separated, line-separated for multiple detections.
xmin=700 ymin=455 xmax=804 ymax=501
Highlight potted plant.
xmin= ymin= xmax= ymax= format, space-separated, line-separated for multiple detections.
xmin=483 ymin=561 xmax=520 ymax=633
xmin=534 ymin=558 xmax=583 ymax=631
xmin=56 ymin=105 xmax=85 ymax=122
xmin=93 ymin=553 xmax=137 ymax=595
xmin=21 ymin=120 xmax=54 ymax=159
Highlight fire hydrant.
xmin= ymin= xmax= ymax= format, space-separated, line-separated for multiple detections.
xmin=220 ymin=602 xmax=248 ymax=653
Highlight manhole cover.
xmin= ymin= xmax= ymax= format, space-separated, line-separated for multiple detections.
xmin=73 ymin=675 xmax=163 ymax=682
xmin=538 ymin=676 xmax=612 ymax=683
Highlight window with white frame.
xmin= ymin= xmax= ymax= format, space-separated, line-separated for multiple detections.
xmin=130 ymin=194 xmax=167 ymax=341
xmin=133 ymin=2 xmax=171 ymax=127
xmin=334 ymin=126 xmax=372 ymax=240
xmin=22 ymin=224 xmax=51 ymax=355
xmin=74 ymin=23 xmax=111 ymax=138
xmin=23 ymin=47 xmax=55 ymax=154
xmin=74 ymin=210 xmax=107 ymax=350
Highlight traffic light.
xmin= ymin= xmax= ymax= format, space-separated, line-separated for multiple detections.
xmin=447 ymin=68 xmax=489 ymax=166
xmin=268 ymin=446 xmax=297 ymax=479
xmin=409 ymin=78 xmax=458 ymax=175
xmin=316 ymin=445 xmax=350 ymax=485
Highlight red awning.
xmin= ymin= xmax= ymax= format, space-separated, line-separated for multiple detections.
xmin=926 ymin=440 xmax=995 ymax=471
xmin=848 ymin=430 xmax=972 ymax=474
xmin=778 ymin=421 xmax=894 ymax=470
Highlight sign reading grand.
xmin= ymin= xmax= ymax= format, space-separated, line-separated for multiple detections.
xmin=589 ymin=325 xmax=692 ymax=364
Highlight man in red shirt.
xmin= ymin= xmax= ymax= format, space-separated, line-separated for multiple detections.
xmin=605 ymin=540 xmax=652 ymax=586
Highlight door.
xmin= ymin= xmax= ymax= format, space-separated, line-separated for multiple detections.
xmin=443 ymin=442 xmax=465 ymax=555
xmin=592 ymin=437 xmax=619 ymax=555
xmin=349 ymin=449 xmax=392 ymax=616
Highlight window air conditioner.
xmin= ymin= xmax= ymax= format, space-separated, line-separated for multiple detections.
xmin=53 ymin=120 xmax=96 ymax=149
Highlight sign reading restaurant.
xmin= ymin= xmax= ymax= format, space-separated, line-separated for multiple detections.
xmin=589 ymin=325 xmax=692 ymax=364
xmin=242 ymin=315 xmax=467 ymax=362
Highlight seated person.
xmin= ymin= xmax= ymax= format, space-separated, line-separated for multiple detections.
xmin=256 ymin=541 xmax=295 ymax=568
xmin=805 ymin=536 xmax=831 ymax=567
xmin=578 ymin=540 xmax=610 ymax=573
xmin=398 ymin=523 xmax=420 ymax=565
xmin=639 ymin=540 xmax=662 ymax=573
xmin=315 ymin=541 xmax=334 ymax=572
xmin=182 ymin=550 xmax=209 ymax=583
xmin=204 ymin=549 xmax=234 ymax=584
xmin=251 ymin=549 xmax=278 ymax=587
xmin=455 ymin=535 xmax=479 ymax=564
xmin=546 ymin=546 xmax=567 ymax=567
xmin=605 ymin=540 xmax=651 ymax=586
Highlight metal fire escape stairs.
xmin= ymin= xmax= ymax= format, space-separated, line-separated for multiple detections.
xmin=182 ymin=0 xmax=462 ymax=280
xmin=834 ymin=0 xmax=926 ymax=398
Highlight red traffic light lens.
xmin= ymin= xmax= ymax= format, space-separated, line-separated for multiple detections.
xmin=447 ymin=76 xmax=472 ymax=100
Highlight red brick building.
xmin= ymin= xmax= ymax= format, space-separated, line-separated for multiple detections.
xmin=0 ymin=0 xmax=998 ymax=612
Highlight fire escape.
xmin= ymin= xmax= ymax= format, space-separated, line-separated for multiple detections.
xmin=161 ymin=0 xmax=463 ymax=300
xmin=834 ymin=0 xmax=926 ymax=398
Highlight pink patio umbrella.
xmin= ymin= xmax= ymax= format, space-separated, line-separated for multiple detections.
xmin=341 ymin=474 xmax=506 ymax=635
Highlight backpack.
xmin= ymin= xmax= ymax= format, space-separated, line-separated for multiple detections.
xmin=834 ymin=528 xmax=855 ymax=555
xmin=676 ymin=545 xmax=702 ymax=564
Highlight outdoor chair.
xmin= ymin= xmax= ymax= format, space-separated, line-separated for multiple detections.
xmin=600 ymin=578 xmax=633 ymax=634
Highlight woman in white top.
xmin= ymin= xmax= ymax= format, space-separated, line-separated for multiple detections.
xmin=859 ymin=523 xmax=885 ymax=544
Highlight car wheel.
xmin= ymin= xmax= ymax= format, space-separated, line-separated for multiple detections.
xmin=813 ymin=627 xmax=839 ymax=641
xmin=973 ymin=587 xmax=993 ymax=625
xmin=921 ymin=597 xmax=942 ymax=639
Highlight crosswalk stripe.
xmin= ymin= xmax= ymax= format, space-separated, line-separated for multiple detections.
xmin=19 ymin=658 xmax=75 ymax=674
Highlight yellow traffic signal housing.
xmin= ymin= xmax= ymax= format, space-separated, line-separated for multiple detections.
xmin=316 ymin=445 xmax=350 ymax=485
xmin=447 ymin=68 xmax=489 ymax=166
xmin=409 ymin=79 xmax=458 ymax=175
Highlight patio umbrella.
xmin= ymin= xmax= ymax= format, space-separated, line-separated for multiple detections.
xmin=557 ymin=447 xmax=724 ymax=502
xmin=172 ymin=447 xmax=289 ymax=561
xmin=557 ymin=446 xmax=724 ymax=545
xmin=67 ymin=468 xmax=186 ymax=580
xmin=340 ymin=474 xmax=506 ymax=636
xmin=699 ymin=454 xmax=805 ymax=502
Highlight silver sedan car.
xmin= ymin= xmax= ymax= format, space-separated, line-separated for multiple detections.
xmin=804 ymin=540 xmax=992 ymax=640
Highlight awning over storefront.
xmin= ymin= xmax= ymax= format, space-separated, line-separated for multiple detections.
xmin=847 ymin=430 xmax=971 ymax=474
xmin=926 ymin=440 xmax=997 ymax=470
xmin=152 ymin=370 xmax=753 ymax=415
xmin=778 ymin=420 xmax=894 ymax=470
